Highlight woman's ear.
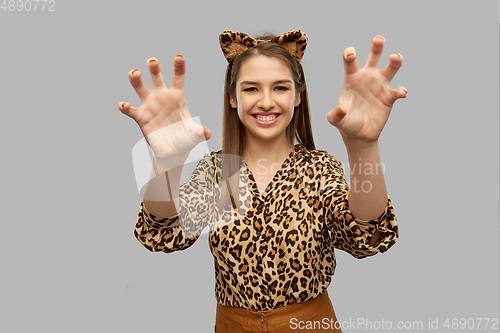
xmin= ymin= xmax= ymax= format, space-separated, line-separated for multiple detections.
xmin=229 ymin=95 xmax=237 ymax=109
xmin=294 ymin=91 xmax=301 ymax=107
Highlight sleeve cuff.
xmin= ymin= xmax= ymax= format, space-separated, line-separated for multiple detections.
xmin=140 ymin=201 xmax=182 ymax=230
xmin=345 ymin=195 xmax=399 ymax=255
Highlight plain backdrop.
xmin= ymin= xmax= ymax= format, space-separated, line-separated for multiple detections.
xmin=0 ymin=1 xmax=498 ymax=332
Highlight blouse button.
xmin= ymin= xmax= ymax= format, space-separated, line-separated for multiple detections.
xmin=258 ymin=315 xmax=264 ymax=323
xmin=256 ymin=230 xmax=262 ymax=237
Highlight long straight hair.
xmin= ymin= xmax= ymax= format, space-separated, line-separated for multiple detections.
xmin=218 ymin=37 xmax=315 ymax=210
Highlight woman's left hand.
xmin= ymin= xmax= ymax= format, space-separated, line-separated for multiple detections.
xmin=327 ymin=36 xmax=407 ymax=143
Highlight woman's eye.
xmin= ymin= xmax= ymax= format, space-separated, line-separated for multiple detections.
xmin=275 ymin=86 xmax=289 ymax=91
xmin=243 ymin=87 xmax=257 ymax=92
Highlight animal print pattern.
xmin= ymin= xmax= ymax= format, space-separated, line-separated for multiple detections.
xmin=219 ymin=30 xmax=308 ymax=64
xmin=134 ymin=144 xmax=398 ymax=311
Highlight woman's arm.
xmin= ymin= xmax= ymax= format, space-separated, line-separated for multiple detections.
xmin=143 ymin=154 xmax=187 ymax=219
xmin=327 ymin=36 xmax=406 ymax=246
xmin=135 ymin=153 xmax=215 ymax=253
xmin=119 ymin=56 xmax=211 ymax=219
xmin=321 ymin=153 xmax=398 ymax=258
xmin=343 ymin=139 xmax=386 ymax=245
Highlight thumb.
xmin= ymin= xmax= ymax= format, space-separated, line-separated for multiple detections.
xmin=202 ymin=126 xmax=212 ymax=141
xmin=327 ymin=106 xmax=346 ymax=128
xmin=195 ymin=125 xmax=212 ymax=141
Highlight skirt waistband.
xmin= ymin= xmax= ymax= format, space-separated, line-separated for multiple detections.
xmin=215 ymin=290 xmax=342 ymax=332
xmin=218 ymin=290 xmax=330 ymax=320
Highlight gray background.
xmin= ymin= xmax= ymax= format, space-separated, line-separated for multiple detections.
xmin=1 ymin=1 xmax=498 ymax=332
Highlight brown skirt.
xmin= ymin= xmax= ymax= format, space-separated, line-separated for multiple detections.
xmin=214 ymin=290 xmax=343 ymax=333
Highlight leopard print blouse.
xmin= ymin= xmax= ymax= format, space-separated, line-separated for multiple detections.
xmin=134 ymin=144 xmax=398 ymax=312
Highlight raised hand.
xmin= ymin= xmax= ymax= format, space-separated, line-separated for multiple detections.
xmin=327 ymin=36 xmax=407 ymax=143
xmin=118 ymin=55 xmax=211 ymax=160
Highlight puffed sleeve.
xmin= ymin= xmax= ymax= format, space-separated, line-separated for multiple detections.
xmin=320 ymin=153 xmax=399 ymax=259
xmin=134 ymin=153 xmax=216 ymax=253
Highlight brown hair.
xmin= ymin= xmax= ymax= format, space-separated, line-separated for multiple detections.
xmin=218 ymin=35 xmax=315 ymax=209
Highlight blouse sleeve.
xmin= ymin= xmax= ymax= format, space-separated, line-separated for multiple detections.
xmin=320 ymin=154 xmax=399 ymax=259
xmin=134 ymin=153 xmax=216 ymax=253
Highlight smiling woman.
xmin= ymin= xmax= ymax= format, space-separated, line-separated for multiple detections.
xmin=119 ymin=29 xmax=405 ymax=333
xmin=221 ymin=35 xmax=314 ymax=204
xmin=223 ymin=33 xmax=313 ymax=156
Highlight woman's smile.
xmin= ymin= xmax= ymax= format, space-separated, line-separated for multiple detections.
xmin=252 ymin=113 xmax=281 ymax=124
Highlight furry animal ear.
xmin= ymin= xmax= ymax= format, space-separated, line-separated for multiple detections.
xmin=219 ymin=30 xmax=308 ymax=64
xmin=219 ymin=31 xmax=260 ymax=63
xmin=270 ymin=30 xmax=308 ymax=64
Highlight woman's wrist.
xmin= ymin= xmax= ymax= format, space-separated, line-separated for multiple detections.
xmin=152 ymin=152 xmax=190 ymax=175
xmin=342 ymin=136 xmax=380 ymax=154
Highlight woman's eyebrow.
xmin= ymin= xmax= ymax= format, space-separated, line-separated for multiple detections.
xmin=240 ymin=79 xmax=293 ymax=85
xmin=274 ymin=79 xmax=293 ymax=85
xmin=240 ymin=81 xmax=259 ymax=86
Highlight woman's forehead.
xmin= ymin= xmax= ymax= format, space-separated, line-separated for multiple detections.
xmin=237 ymin=55 xmax=293 ymax=82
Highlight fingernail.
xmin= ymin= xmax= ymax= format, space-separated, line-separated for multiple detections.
xmin=176 ymin=54 xmax=183 ymax=58
xmin=346 ymin=51 xmax=355 ymax=58
xmin=375 ymin=35 xmax=384 ymax=41
xmin=403 ymin=89 xmax=408 ymax=97
xmin=148 ymin=58 xmax=157 ymax=65
xmin=131 ymin=69 xmax=138 ymax=74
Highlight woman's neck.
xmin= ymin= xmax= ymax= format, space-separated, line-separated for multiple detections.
xmin=242 ymin=135 xmax=294 ymax=167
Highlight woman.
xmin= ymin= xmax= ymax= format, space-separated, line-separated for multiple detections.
xmin=118 ymin=30 xmax=406 ymax=332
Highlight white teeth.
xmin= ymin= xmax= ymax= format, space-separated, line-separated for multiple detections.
xmin=256 ymin=115 xmax=277 ymax=121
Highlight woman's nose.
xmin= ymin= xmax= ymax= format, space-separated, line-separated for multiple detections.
xmin=257 ymin=92 xmax=275 ymax=110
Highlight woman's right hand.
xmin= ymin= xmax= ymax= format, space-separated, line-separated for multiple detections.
xmin=118 ymin=55 xmax=211 ymax=160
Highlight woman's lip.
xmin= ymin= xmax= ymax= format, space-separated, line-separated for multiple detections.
xmin=252 ymin=113 xmax=280 ymax=125
xmin=251 ymin=113 xmax=280 ymax=117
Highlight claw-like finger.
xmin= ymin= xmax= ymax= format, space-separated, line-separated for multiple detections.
xmin=380 ymin=52 xmax=403 ymax=81
xmin=390 ymin=86 xmax=408 ymax=102
xmin=118 ymin=101 xmax=140 ymax=120
xmin=365 ymin=36 xmax=385 ymax=69
xmin=171 ymin=55 xmax=186 ymax=90
xmin=128 ymin=69 xmax=151 ymax=101
xmin=196 ymin=125 xmax=212 ymax=141
xmin=327 ymin=106 xmax=347 ymax=128
xmin=343 ymin=47 xmax=360 ymax=75
xmin=147 ymin=57 xmax=166 ymax=89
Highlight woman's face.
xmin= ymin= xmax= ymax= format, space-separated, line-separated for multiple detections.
xmin=230 ymin=55 xmax=301 ymax=145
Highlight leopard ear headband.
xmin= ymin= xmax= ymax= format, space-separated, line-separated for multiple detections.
xmin=219 ymin=30 xmax=308 ymax=64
